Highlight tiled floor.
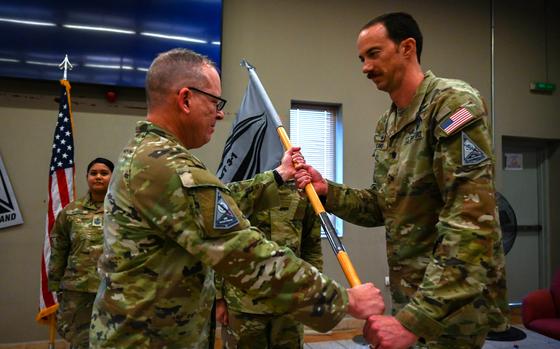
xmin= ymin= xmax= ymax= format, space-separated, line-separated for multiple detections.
xmin=304 ymin=327 xmax=560 ymax=349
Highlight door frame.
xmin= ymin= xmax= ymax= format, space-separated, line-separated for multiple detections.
xmin=502 ymin=136 xmax=551 ymax=289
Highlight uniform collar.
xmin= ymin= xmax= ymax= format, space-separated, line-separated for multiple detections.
xmin=136 ymin=120 xmax=183 ymax=146
xmin=387 ymin=71 xmax=436 ymax=138
xmin=82 ymin=192 xmax=103 ymax=211
xmin=136 ymin=120 xmax=205 ymax=168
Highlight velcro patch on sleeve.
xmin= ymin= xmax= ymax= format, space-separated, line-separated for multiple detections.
xmin=177 ymin=167 xmax=227 ymax=189
xmin=462 ymin=132 xmax=488 ymax=166
xmin=440 ymin=107 xmax=474 ymax=135
xmin=213 ymin=189 xmax=239 ymax=229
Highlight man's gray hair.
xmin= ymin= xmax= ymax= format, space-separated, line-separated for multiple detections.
xmin=145 ymin=48 xmax=216 ymax=109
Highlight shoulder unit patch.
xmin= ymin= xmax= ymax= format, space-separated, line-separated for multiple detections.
xmin=213 ymin=189 xmax=239 ymax=229
xmin=462 ymin=132 xmax=488 ymax=166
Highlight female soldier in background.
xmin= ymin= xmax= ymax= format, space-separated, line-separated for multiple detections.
xmin=48 ymin=157 xmax=113 ymax=348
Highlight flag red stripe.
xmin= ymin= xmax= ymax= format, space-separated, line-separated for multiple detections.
xmin=41 ymin=174 xmax=59 ymax=308
xmin=47 ymin=176 xmax=56 ymax=233
xmin=40 ymin=175 xmax=56 ymax=309
xmin=40 ymin=252 xmax=55 ymax=307
xmin=55 ymin=169 xmax=71 ymax=208
xmin=450 ymin=108 xmax=470 ymax=119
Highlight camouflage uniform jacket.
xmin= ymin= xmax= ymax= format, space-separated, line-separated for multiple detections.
xmin=218 ymin=182 xmax=323 ymax=314
xmin=90 ymin=121 xmax=347 ymax=349
xmin=48 ymin=192 xmax=104 ymax=293
xmin=325 ymin=71 xmax=506 ymax=341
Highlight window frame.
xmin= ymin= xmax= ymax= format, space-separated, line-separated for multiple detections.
xmin=289 ymin=101 xmax=343 ymax=236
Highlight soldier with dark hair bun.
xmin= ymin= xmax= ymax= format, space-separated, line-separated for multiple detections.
xmin=48 ymin=157 xmax=114 ymax=348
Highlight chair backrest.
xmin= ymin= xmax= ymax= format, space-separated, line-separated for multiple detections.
xmin=552 ymin=268 xmax=560 ymax=317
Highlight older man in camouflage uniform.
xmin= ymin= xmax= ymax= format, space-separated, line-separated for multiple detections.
xmin=216 ymin=182 xmax=322 ymax=348
xmin=296 ymin=13 xmax=508 ymax=349
xmin=89 ymin=48 xmax=384 ymax=349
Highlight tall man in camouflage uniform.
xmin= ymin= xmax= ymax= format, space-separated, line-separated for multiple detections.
xmin=89 ymin=48 xmax=384 ymax=349
xmin=295 ymin=12 xmax=508 ymax=349
xmin=216 ymin=182 xmax=322 ymax=348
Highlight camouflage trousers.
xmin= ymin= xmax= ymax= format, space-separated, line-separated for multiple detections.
xmin=411 ymin=332 xmax=487 ymax=349
xmin=392 ymin=298 xmax=493 ymax=349
xmin=221 ymin=310 xmax=304 ymax=349
xmin=56 ymin=290 xmax=96 ymax=349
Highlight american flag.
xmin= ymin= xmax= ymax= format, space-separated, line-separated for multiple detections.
xmin=440 ymin=107 xmax=474 ymax=135
xmin=36 ymin=79 xmax=76 ymax=324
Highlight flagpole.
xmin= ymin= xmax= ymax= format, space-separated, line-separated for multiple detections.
xmin=48 ymin=314 xmax=56 ymax=349
xmin=58 ymin=54 xmax=72 ymax=81
xmin=41 ymin=54 xmax=73 ymax=349
xmin=241 ymin=60 xmax=362 ymax=287
xmin=44 ymin=54 xmax=73 ymax=349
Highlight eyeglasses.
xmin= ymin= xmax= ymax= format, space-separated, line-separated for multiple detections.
xmin=188 ymin=86 xmax=227 ymax=111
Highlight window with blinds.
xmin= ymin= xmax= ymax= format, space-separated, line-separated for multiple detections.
xmin=289 ymin=102 xmax=343 ymax=236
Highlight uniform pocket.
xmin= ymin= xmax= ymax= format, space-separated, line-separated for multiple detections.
xmin=442 ymin=296 xmax=489 ymax=336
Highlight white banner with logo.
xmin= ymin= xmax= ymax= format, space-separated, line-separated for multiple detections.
xmin=0 ymin=154 xmax=23 ymax=229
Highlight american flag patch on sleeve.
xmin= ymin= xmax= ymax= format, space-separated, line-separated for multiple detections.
xmin=440 ymin=107 xmax=475 ymax=135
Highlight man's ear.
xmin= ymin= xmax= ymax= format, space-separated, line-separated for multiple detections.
xmin=400 ymin=38 xmax=417 ymax=60
xmin=178 ymin=87 xmax=190 ymax=111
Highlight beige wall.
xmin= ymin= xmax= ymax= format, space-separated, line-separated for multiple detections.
xmin=0 ymin=0 xmax=558 ymax=343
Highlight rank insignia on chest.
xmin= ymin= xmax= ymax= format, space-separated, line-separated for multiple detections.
xmin=92 ymin=215 xmax=103 ymax=227
xmin=374 ymin=133 xmax=386 ymax=149
xmin=404 ymin=129 xmax=423 ymax=144
xmin=214 ymin=189 xmax=239 ymax=229
xmin=462 ymin=132 xmax=488 ymax=165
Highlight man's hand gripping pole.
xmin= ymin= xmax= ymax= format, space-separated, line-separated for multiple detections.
xmin=242 ymin=59 xmax=361 ymax=287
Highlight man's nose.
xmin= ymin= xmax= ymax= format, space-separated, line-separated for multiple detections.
xmin=362 ymin=61 xmax=372 ymax=74
xmin=216 ymin=110 xmax=225 ymax=120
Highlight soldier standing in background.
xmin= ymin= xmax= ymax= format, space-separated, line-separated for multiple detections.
xmin=89 ymin=48 xmax=385 ymax=349
xmin=296 ymin=12 xmax=508 ymax=349
xmin=48 ymin=157 xmax=114 ymax=349
xmin=216 ymin=182 xmax=322 ymax=348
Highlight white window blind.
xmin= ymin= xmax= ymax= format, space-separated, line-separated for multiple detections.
xmin=290 ymin=103 xmax=343 ymax=236
xmin=290 ymin=108 xmax=336 ymax=180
